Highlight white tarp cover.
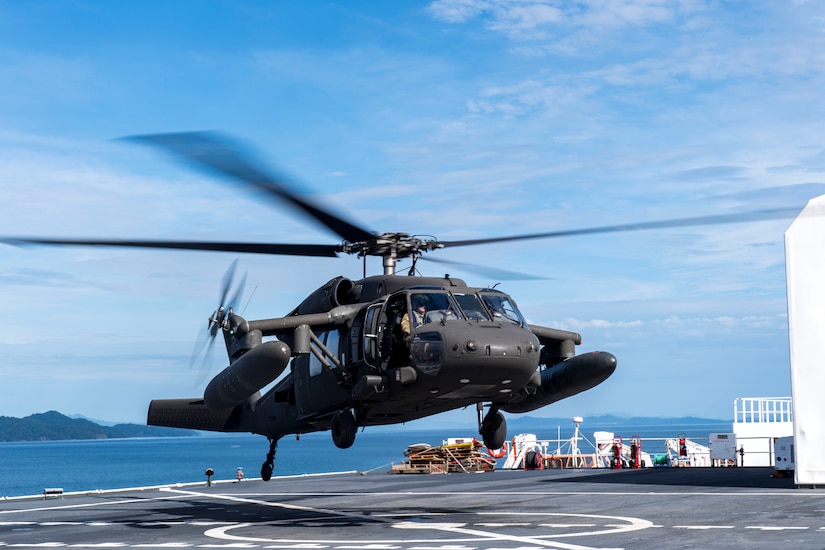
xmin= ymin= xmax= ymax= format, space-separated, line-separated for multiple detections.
xmin=785 ymin=195 xmax=825 ymax=486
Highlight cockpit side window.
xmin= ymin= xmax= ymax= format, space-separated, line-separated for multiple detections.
xmin=480 ymin=292 xmax=527 ymax=326
xmin=453 ymin=293 xmax=491 ymax=321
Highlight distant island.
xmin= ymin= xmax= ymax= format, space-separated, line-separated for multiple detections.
xmin=0 ymin=411 xmax=196 ymax=442
xmin=0 ymin=410 xmax=732 ymax=443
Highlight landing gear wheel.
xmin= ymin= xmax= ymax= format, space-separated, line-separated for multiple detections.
xmin=261 ymin=438 xmax=277 ymax=481
xmin=261 ymin=461 xmax=274 ymax=481
xmin=480 ymin=410 xmax=507 ymax=450
xmin=331 ymin=409 xmax=357 ymax=449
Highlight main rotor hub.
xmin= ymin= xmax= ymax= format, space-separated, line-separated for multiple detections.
xmin=343 ymin=233 xmax=444 ymax=274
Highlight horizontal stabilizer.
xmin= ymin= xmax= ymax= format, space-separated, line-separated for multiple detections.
xmin=147 ymin=398 xmax=248 ymax=432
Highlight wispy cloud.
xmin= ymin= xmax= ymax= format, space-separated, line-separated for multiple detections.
xmin=0 ymin=1 xmax=822 ymax=422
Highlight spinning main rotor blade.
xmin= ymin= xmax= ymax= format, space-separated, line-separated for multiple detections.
xmin=2 ymin=131 xmax=809 ymax=269
xmin=437 ymin=207 xmax=801 ymax=249
xmin=0 ymin=238 xmax=341 ymax=257
xmin=420 ymin=256 xmax=548 ymax=281
xmin=125 ymin=132 xmax=376 ymax=244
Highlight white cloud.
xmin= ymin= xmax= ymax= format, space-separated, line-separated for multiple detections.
xmin=0 ymin=1 xmax=820 ymax=423
xmin=555 ymin=317 xmax=644 ymax=331
xmin=430 ymin=0 xmax=704 ymax=38
xmin=659 ymin=314 xmax=788 ymax=333
xmin=428 ymin=0 xmax=492 ymax=23
xmin=576 ymin=0 xmax=681 ymax=27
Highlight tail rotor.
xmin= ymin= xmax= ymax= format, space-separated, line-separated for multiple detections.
xmin=191 ymin=259 xmax=247 ymax=387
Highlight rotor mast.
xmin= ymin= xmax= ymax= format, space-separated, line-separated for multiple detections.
xmin=383 ymin=245 xmax=397 ymax=275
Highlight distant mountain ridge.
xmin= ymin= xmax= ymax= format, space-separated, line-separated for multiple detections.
xmin=0 ymin=411 xmax=195 ymax=442
xmin=0 ymin=411 xmax=732 ymax=442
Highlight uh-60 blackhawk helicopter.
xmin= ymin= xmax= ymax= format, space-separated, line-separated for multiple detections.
xmin=3 ymin=132 xmax=800 ymax=481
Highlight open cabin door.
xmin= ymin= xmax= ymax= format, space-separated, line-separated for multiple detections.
xmin=362 ymin=294 xmax=409 ymax=370
xmin=293 ymin=329 xmax=348 ymax=418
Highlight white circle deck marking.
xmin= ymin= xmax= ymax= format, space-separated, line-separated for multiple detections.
xmin=192 ymin=492 xmax=653 ymax=549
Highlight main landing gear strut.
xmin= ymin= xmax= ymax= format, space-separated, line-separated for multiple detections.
xmin=478 ymin=403 xmax=507 ymax=450
xmin=261 ymin=438 xmax=277 ymax=481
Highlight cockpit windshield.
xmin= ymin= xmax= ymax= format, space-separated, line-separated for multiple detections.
xmin=409 ymin=291 xmax=460 ymax=325
xmin=453 ymin=292 xmax=491 ymax=321
xmin=480 ymin=292 xmax=527 ymax=326
xmin=406 ymin=290 xmax=526 ymax=327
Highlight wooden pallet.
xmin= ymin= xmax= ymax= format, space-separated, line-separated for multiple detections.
xmin=391 ymin=462 xmax=448 ymax=474
xmin=393 ymin=440 xmax=496 ymax=474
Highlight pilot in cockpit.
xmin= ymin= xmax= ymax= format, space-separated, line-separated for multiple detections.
xmin=401 ymin=296 xmax=427 ymax=336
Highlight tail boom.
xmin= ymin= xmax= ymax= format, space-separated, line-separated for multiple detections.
xmin=147 ymin=398 xmax=250 ymax=432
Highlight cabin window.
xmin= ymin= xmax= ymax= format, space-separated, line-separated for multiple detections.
xmin=309 ymin=331 xmax=325 ymax=376
xmin=362 ymin=303 xmax=382 ymax=367
xmin=308 ymin=330 xmax=341 ymax=377
xmin=328 ymin=329 xmax=341 ymax=366
xmin=350 ymin=314 xmax=363 ymax=361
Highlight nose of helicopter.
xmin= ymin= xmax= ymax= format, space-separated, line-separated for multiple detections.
xmin=410 ymin=323 xmax=541 ymax=392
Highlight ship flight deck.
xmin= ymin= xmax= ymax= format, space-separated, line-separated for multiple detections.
xmin=1 ymin=466 xmax=820 ymax=549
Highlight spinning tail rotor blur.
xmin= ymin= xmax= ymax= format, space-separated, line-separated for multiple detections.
xmin=190 ymin=259 xmax=246 ymax=388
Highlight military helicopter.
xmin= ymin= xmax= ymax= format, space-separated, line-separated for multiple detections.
xmin=2 ymin=132 xmax=800 ymax=481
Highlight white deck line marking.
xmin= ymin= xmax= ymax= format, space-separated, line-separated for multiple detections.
xmin=371 ymin=514 xmax=446 ymax=518
xmin=161 ymin=488 xmax=387 ymax=526
xmin=4 ymin=544 xmax=67 ymax=548
xmin=474 ymin=522 xmax=532 ymax=527
xmin=261 ymin=545 xmax=328 ymax=549
xmin=472 ymin=512 xmax=652 ymax=539
xmin=5 ymin=542 xmax=66 ymax=548
xmin=163 ymin=487 xmax=653 ymax=549
xmin=67 ymin=544 xmax=127 ymax=547
xmin=202 ymin=523 xmax=458 ymax=545
xmin=0 ymin=494 xmax=191 ymax=516
xmin=673 ymin=526 xmax=734 ymax=530
xmin=745 ymin=526 xmax=809 ymax=531
xmin=195 ymin=544 xmax=258 ymax=548
xmin=395 ymin=514 xmax=636 ymax=550
xmin=333 ymin=545 xmax=401 ymax=549
xmin=236 ymin=490 xmax=814 ymax=498
xmin=132 ymin=544 xmax=194 ymax=548
xmin=396 ymin=522 xmax=620 ymax=550
xmin=537 ymin=525 xmax=597 ymax=529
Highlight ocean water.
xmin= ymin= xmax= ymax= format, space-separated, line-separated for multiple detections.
xmin=0 ymin=421 xmax=731 ymax=498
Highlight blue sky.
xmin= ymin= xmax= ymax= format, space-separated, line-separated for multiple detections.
xmin=0 ymin=1 xmax=823 ymax=427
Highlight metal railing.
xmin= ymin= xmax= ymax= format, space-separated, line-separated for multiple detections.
xmin=734 ymin=397 xmax=793 ymax=424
